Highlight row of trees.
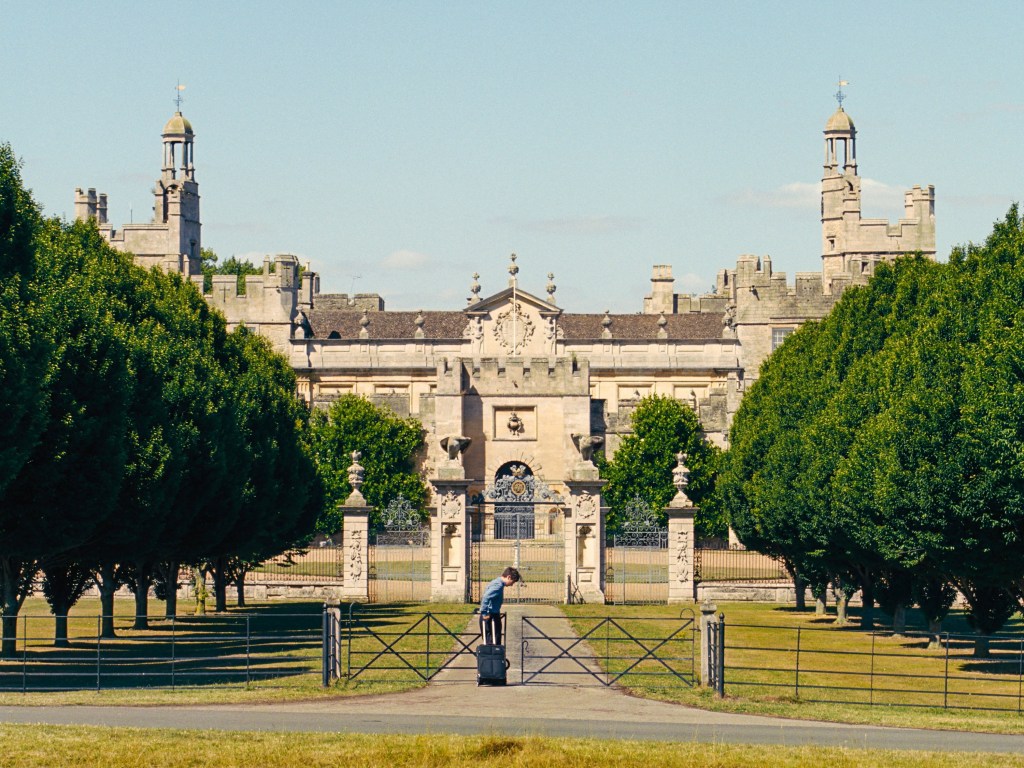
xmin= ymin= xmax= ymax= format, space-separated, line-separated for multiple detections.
xmin=0 ymin=145 xmax=321 ymax=653
xmin=722 ymin=209 xmax=1024 ymax=652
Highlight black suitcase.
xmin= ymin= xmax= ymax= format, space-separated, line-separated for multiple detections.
xmin=476 ymin=613 xmax=510 ymax=686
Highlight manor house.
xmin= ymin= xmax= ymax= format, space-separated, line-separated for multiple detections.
xmin=75 ymin=102 xmax=935 ymax=521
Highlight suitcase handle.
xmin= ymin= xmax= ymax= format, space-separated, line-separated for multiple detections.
xmin=504 ymin=658 xmax=511 ymax=670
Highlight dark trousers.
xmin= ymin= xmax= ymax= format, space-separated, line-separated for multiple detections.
xmin=480 ymin=614 xmax=503 ymax=646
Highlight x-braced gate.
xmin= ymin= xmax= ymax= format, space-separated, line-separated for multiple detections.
xmin=519 ymin=612 xmax=696 ymax=687
xmin=333 ymin=605 xmax=481 ymax=682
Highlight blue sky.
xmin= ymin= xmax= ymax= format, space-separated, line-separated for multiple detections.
xmin=4 ymin=2 xmax=1023 ymax=311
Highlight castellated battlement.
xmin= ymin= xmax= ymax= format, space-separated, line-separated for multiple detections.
xmin=439 ymin=356 xmax=590 ymax=397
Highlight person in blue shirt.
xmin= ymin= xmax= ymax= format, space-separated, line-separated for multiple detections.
xmin=479 ymin=566 xmax=521 ymax=645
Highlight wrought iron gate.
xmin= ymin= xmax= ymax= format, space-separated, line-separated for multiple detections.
xmin=369 ymin=496 xmax=431 ymax=602
xmin=471 ymin=464 xmax=566 ymax=604
xmin=606 ymin=497 xmax=668 ymax=604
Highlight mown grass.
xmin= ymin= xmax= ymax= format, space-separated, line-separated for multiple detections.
xmin=0 ymin=597 xmax=473 ymax=705
xmin=1 ymin=726 xmax=1020 ymax=768
xmin=563 ymin=602 xmax=1024 ymax=735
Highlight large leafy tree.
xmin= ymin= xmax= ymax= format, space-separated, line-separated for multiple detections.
xmin=308 ymin=394 xmax=427 ymax=532
xmin=600 ymin=394 xmax=723 ymax=537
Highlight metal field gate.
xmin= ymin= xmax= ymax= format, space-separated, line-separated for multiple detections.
xmin=471 ymin=464 xmax=566 ymax=604
xmin=369 ymin=496 xmax=431 ymax=602
xmin=605 ymin=498 xmax=668 ymax=604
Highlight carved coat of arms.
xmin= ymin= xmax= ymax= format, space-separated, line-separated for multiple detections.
xmin=492 ymin=302 xmax=534 ymax=355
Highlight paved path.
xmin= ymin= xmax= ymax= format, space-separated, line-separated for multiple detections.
xmin=0 ymin=605 xmax=1022 ymax=754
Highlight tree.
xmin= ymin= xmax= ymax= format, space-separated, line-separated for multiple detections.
xmin=600 ymin=395 xmax=723 ymax=537
xmin=200 ymin=248 xmax=261 ymax=294
xmin=308 ymin=394 xmax=427 ymax=531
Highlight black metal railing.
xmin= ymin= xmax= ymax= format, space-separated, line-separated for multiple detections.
xmin=0 ymin=611 xmax=323 ymax=692
xmin=721 ymin=622 xmax=1024 ymax=712
xmin=694 ymin=543 xmax=788 ymax=583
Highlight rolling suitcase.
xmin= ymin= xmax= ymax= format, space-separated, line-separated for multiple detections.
xmin=476 ymin=613 xmax=510 ymax=686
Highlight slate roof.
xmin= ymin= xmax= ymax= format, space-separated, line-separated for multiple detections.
xmin=306 ymin=309 xmax=726 ymax=341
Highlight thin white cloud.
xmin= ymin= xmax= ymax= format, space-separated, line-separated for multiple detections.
xmin=726 ymin=178 xmax=908 ymax=212
xmin=381 ymin=249 xmax=431 ymax=269
xmin=491 ymin=215 xmax=645 ymax=234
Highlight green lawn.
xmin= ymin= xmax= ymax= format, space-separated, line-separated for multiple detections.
xmin=564 ymin=602 xmax=1024 ymax=734
xmin=2 ymin=726 xmax=1021 ymax=768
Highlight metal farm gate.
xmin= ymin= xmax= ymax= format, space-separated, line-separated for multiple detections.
xmin=369 ymin=495 xmax=431 ymax=602
xmin=605 ymin=497 xmax=668 ymax=604
xmin=471 ymin=463 xmax=566 ymax=604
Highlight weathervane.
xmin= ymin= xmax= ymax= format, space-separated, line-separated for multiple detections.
xmin=834 ymin=78 xmax=849 ymax=109
xmin=174 ymin=81 xmax=186 ymax=111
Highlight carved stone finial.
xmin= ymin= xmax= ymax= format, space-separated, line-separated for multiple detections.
xmin=439 ymin=435 xmax=471 ymax=462
xmin=657 ymin=312 xmax=668 ymax=339
xmin=601 ymin=310 xmax=612 ymax=339
xmin=572 ymin=433 xmax=604 ymax=464
xmin=414 ymin=311 xmax=425 ymax=339
xmin=469 ymin=272 xmax=481 ymax=304
xmin=672 ymin=452 xmax=693 ymax=507
xmin=508 ymin=253 xmax=519 ymax=287
xmin=348 ymin=451 xmax=365 ymax=492
xmin=546 ymin=272 xmax=556 ymax=301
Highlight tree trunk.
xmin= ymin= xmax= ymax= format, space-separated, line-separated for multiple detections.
xmin=132 ymin=577 xmax=149 ymax=630
xmin=892 ymin=603 xmax=907 ymax=636
xmin=236 ymin=571 xmax=246 ymax=608
xmin=927 ymin=618 xmax=943 ymax=650
xmin=164 ymin=561 xmax=179 ymax=619
xmin=54 ymin=614 xmax=69 ymax=648
xmin=812 ymin=583 xmax=827 ymax=615
xmin=96 ymin=563 xmax=117 ymax=639
xmin=974 ymin=634 xmax=991 ymax=658
xmin=859 ymin=576 xmax=875 ymax=630
xmin=0 ymin=557 xmax=35 ymax=658
xmin=194 ymin=568 xmax=207 ymax=616
xmin=213 ymin=556 xmax=228 ymax=613
xmin=793 ymin=572 xmax=807 ymax=610
xmin=835 ymin=592 xmax=850 ymax=626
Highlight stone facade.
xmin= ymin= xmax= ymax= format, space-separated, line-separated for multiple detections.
xmin=74 ymin=101 xmax=934 ymax=515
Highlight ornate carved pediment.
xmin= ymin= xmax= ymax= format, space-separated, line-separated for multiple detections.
xmin=464 ymin=287 xmax=560 ymax=357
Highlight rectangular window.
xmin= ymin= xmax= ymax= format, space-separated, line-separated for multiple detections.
xmin=772 ymin=327 xmax=794 ymax=351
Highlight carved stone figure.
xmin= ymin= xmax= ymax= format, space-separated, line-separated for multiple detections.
xmin=439 ymin=435 xmax=471 ymax=462
xmin=572 ymin=433 xmax=605 ymax=464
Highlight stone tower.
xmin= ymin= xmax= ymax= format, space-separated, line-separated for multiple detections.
xmin=75 ymin=110 xmax=202 ymax=280
xmin=820 ymin=104 xmax=935 ymax=293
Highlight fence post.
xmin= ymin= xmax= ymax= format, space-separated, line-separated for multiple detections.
xmin=322 ymin=605 xmax=330 ymax=688
xmin=869 ymin=631 xmax=876 ymax=705
xmin=715 ymin=613 xmax=725 ymax=698
xmin=96 ymin=616 xmax=102 ymax=692
xmin=21 ymin=615 xmax=27 ymax=694
xmin=699 ymin=600 xmax=717 ymax=686
xmin=943 ymin=632 xmax=950 ymax=709
xmin=245 ymin=615 xmax=251 ymax=687
xmin=795 ymin=626 xmax=801 ymax=699
xmin=171 ymin=617 xmax=176 ymax=690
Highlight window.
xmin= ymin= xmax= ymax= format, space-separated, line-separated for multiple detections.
xmin=772 ymin=327 xmax=794 ymax=351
